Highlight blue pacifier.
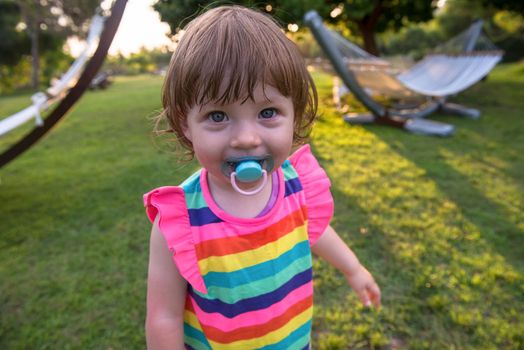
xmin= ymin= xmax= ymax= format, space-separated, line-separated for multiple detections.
xmin=221 ymin=156 xmax=274 ymax=196
xmin=235 ymin=160 xmax=263 ymax=182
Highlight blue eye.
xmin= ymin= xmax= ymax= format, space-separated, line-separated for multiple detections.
xmin=260 ymin=108 xmax=277 ymax=119
xmin=208 ymin=111 xmax=227 ymax=123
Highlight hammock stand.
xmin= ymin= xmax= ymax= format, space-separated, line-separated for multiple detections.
xmin=304 ymin=11 xmax=503 ymax=136
xmin=0 ymin=0 xmax=127 ymax=169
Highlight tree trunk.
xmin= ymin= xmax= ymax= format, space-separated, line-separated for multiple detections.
xmin=359 ymin=22 xmax=379 ymax=56
xmin=356 ymin=0 xmax=384 ymax=56
xmin=30 ymin=22 xmax=39 ymax=90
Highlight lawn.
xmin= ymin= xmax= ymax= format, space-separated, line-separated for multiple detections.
xmin=1 ymin=63 xmax=523 ymax=349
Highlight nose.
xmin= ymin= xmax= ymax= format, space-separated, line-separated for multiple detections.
xmin=230 ymin=121 xmax=262 ymax=149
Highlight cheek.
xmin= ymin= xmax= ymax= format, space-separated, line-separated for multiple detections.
xmin=271 ymin=128 xmax=294 ymax=164
xmin=192 ymin=141 xmax=222 ymax=168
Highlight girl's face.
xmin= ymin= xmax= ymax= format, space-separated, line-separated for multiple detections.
xmin=183 ymin=84 xmax=294 ymax=191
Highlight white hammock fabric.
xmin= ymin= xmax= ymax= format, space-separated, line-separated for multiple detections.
xmin=397 ymin=53 xmax=502 ymax=96
xmin=0 ymin=13 xmax=105 ymax=137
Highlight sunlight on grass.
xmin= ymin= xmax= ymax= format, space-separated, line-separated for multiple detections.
xmin=439 ymin=147 xmax=524 ymax=232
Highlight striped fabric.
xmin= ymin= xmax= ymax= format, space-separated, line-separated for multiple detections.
xmin=144 ymin=145 xmax=333 ymax=349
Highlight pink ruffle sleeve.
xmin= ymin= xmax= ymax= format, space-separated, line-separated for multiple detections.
xmin=289 ymin=145 xmax=334 ymax=246
xmin=143 ymin=186 xmax=207 ymax=294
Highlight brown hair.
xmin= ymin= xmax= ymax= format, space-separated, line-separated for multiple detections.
xmin=157 ymin=5 xmax=318 ymax=156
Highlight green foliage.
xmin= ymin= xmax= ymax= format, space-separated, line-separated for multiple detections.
xmin=0 ymin=63 xmax=524 ymax=348
xmin=380 ymin=23 xmax=443 ymax=59
xmin=16 ymin=0 xmax=100 ymax=37
xmin=331 ymin=0 xmax=435 ymax=33
xmin=261 ymin=0 xmax=328 ymax=27
xmin=288 ymin=30 xmax=323 ymax=59
xmin=40 ymin=48 xmax=74 ymax=85
xmin=0 ymin=0 xmax=74 ymax=72
xmin=480 ymin=0 xmax=524 ymax=14
xmin=103 ymin=48 xmax=172 ymax=76
xmin=0 ymin=1 xmax=29 ymax=65
xmin=488 ymin=11 xmax=524 ymax=62
xmin=0 ymin=58 xmax=31 ymax=94
xmin=493 ymin=10 xmax=524 ymax=34
xmin=0 ymin=48 xmax=73 ymax=94
xmin=8 ymin=0 xmax=100 ymax=89
xmin=154 ymin=0 xmax=208 ymax=33
xmin=153 ymin=0 xmax=327 ymax=32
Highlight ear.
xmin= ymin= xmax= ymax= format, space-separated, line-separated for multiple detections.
xmin=181 ymin=118 xmax=192 ymax=142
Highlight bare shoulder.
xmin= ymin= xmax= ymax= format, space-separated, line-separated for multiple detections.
xmin=148 ymin=215 xmax=176 ymax=271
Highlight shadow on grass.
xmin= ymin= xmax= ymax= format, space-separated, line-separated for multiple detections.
xmin=366 ymin=114 xmax=524 ymax=274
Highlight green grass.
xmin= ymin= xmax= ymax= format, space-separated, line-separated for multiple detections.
xmin=1 ymin=64 xmax=523 ymax=349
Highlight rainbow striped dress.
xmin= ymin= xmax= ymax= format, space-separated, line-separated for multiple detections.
xmin=144 ymin=145 xmax=334 ymax=349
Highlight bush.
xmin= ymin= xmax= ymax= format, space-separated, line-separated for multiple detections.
xmin=0 ymin=49 xmax=73 ymax=94
xmin=0 ymin=57 xmax=31 ymax=94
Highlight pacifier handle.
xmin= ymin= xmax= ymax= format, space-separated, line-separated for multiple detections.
xmin=230 ymin=170 xmax=268 ymax=196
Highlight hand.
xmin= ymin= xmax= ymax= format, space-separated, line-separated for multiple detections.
xmin=345 ymin=265 xmax=381 ymax=308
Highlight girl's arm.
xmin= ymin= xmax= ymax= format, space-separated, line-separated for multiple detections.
xmin=311 ymin=225 xmax=381 ymax=308
xmin=146 ymin=217 xmax=187 ymax=350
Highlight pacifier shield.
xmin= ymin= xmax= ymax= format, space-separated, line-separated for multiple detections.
xmin=235 ymin=161 xmax=263 ymax=182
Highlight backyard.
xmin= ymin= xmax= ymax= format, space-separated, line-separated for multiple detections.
xmin=1 ymin=63 xmax=523 ymax=349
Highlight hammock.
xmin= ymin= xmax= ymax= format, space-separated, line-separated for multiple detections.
xmin=0 ymin=12 xmax=106 ymax=137
xmin=305 ymin=11 xmax=503 ymax=136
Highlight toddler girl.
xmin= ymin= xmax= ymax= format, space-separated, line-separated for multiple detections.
xmin=144 ymin=5 xmax=380 ymax=349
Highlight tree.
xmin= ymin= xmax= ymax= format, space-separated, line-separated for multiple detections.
xmin=14 ymin=0 xmax=100 ymax=89
xmin=0 ymin=1 xmax=29 ymax=66
xmin=154 ymin=0 xmax=435 ymax=56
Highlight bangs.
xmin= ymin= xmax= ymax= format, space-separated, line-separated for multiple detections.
xmin=173 ymin=6 xmax=309 ymax=109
